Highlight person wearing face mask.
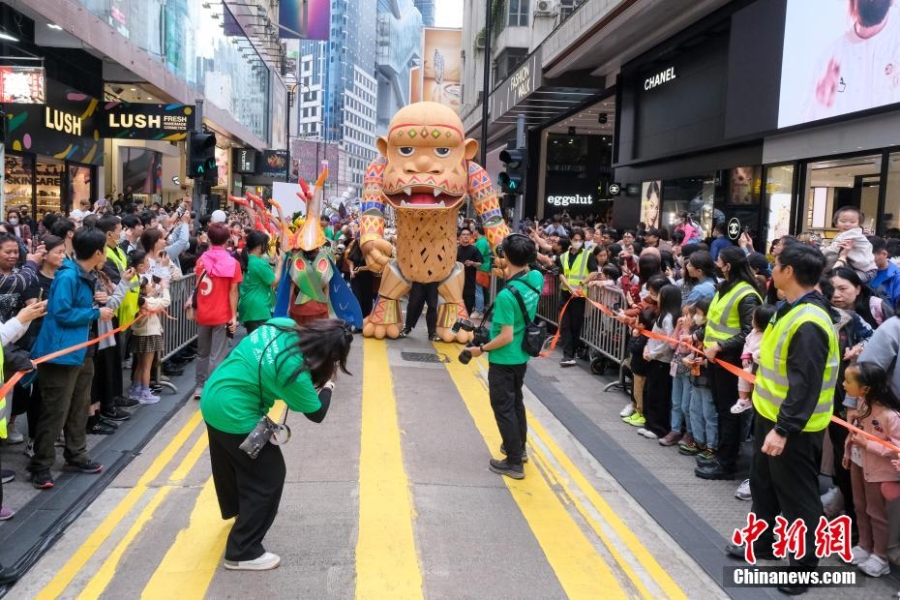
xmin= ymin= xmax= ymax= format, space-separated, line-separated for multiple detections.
xmin=6 ymin=211 xmax=31 ymax=248
xmin=556 ymin=228 xmax=597 ymax=367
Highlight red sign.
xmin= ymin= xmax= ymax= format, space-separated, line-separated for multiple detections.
xmin=0 ymin=66 xmax=45 ymax=103
xmin=732 ymin=513 xmax=852 ymax=564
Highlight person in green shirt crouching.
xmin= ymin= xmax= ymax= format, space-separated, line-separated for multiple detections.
xmin=238 ymin=230 xmax=284 ymax=334
xmin=200 ymin=318 xmax=352 ymax=571
xmin=464 ymin=233 xmax=542 ymax=479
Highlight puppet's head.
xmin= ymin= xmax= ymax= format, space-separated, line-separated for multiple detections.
xmin=377 ymin=101 xmax=476 ymax=211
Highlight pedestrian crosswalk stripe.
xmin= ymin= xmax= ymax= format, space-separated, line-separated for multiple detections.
xmin=355 ymin=338 xmax=423 ymax=598
xmin=140 ymin=478 xmax=230 ymax=599
xmin=439 ymin=344 xmax=629 ymax=599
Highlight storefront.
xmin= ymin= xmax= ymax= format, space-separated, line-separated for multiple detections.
xmin=3 ymin=81 xmax=103 ymax=218
xmin=541 ymin=129 xmax=614 ymax=222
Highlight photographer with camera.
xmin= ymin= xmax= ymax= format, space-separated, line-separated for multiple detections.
xmin=463 ymin=234 xmax=543 ymax=480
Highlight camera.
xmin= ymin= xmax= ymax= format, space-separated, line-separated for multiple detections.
xmin=453 ymin=318 xmax=490 ymax=364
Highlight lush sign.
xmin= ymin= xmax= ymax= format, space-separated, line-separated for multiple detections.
xmin=100 ymin=103 xmax=195 ymax=140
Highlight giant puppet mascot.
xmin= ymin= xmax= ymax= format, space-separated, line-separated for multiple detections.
xmin=360 ymin=101 xmax=510 ymax=341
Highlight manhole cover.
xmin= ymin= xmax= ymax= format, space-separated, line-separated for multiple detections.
xmin=401 ymin=352 xmax=450 ymax=364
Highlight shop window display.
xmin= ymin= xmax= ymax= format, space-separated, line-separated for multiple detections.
xmin=764 ymin=165 xmax=795 ymax=249
xmin=35 ymin=160 xmax=63 ymax=217
xmin=801 ymin=155 xmax=881 ymax=241
xmin=4 ymin=154 xmax=33 ymax=210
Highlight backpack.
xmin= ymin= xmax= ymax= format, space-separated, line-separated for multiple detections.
xmin=506 ymin=280 xmax=548 ymax=357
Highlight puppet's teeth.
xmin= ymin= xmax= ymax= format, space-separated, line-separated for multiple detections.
xmin=437 ymin=200 xmax=445 ymax=207
xmin=403 ymin=187 xmax=412 ymax=196
xmin=433 ymin=188 xmax=441 ymax=197
xmin=400 ymin=200 xmax=410 ymax=207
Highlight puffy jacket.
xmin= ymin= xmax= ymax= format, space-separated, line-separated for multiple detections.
xmin=31 ymin=259 xmax=99 ymax=366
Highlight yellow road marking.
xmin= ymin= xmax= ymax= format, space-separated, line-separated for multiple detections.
xmin=355 ymin=339 xmax=423 ymax=599
xmin=38 ymin=409 xmax=205 ymax=600
xmin=440 ymin=345 xmax=628 ymax=599
xmin=76 ymin=432 xmax=211 ymax=600
xmin=527 ymin=410 xmax=688 ymax=600
xmin=141 ymin=478 xmax=230 ymax=599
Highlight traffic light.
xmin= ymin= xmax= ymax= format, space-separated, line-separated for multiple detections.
xmin=498 ymin=145 xmax=526 ymax=194
xmin=189 ymin=131 xmax=217 ymax=179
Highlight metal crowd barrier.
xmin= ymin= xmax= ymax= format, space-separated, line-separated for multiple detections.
xmin=536 ymin=272 xmax=561 ymax=328
xmin=156 ymin=273 xmax=198 ymax=395
xmin=580 ymin=284 xmax=631 ymax=392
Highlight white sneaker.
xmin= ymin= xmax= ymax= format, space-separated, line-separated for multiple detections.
xmin=822 ymin=487 xmax=844 ymax=519
xmin=223 ymin=551 xmax=281 ymax=571
xmin=730 ymin=400 xmax=753 ymax=415
xmin=850 ymin=545 xmax=871 ymax=566
xmin=23 ymin=438 xmax=34 ymax=458
xmin=859 ymin=554 xmax=890 ymax=577
xmin=560 ymin=358 xmax=577 ymax=367
xmin=4 ymin=421 xmax=23 ymax=444
xmin=734 ymin=479 xmax=752 ymax=501
xmin=637 ymin=428 xmax=658 ymax=440
xmin=619 ymin=404 xmax=636 ymax=418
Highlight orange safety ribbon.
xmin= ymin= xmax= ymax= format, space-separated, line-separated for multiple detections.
xmin=831 ymin=415 xmax=900 ymax=455
xmin=539 ymin=294 xmax=575 ymax=357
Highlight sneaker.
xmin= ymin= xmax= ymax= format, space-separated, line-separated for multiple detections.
xmin=678 ymin=439 xmax=700 ymax=455
xmin=0 ymin=469 xmax=14 ymax=484
xmin=23 ymin=439 xmax=34 ymax=458
xmin=100 ymin=407 xmax=131 ymax=422
xmin=859 ymin=554 xmax=890 ymax=577
xmin=63 ymin=460 xmax=103 ymax=474
xmin=488 ymin=458 xmax=525 ymax=480
xmin=128 ymin=385 xmax=143 ymax=402
xmin=499 ymin=443 xmax=529 ymax=463
xmin=139 ymin=389 xmax=161 ymax=405
xmin=193 ymin=387 xmax=203 ymax=401
xmin=730 ymin=399 xmax=753 ymax=415
xmin=735 ymin=478 xmax=752 ymax=501
xmin=429 ymin=333 xmax=442 ymax=342
xmin=224 ymin=551 xmax=281 ymax=571
xmin=116 ymin=395 xmax=140 ymax=408
xmin=88 ymin=421 xmax=116 ymax=435
xmin=659 ymin=431 xmax=682 ymax=446
xmin=397 ymin=327 xmax=411 ymax=339
xmin=4 ymin=422 xmax=24 ymax=445
xmin=697 ymin=448 xmax=716 ymax=461
xmin=822 ymin=487 xmax=845 ymax=519
xmin=850 ymin=545 xmax=872 ymax=566
xmin=31 ymin=470 xmax=54 ymax=489
xmin=637 ymin=428 xmax=659 ymax=440
xmin=0 ymin=507 xmax=14 ymax=521
xmin=619 ymin=403 xmax=636 ymax=418
xmin=560 ymin=358 xmax=577 ymax=367
xmin=122 ymin=357 xmax=132 ymax=370
xmin=623 ymin=412 xmax=646 ymax=427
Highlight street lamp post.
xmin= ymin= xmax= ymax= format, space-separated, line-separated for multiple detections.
xmin=283 ymin=71 xmax=299 ymax=183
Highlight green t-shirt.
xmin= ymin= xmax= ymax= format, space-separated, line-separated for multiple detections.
xmin=238 ymin=255 xmax=276 ymax=322
xmin=201 ymin=318 xmax=322 ymax=434
xmin=488 ymin=269 xmax=544 ymax=365
xmin=474 ymin=236 xmax=492 ymax=273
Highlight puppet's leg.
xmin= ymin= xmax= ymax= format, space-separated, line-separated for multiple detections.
xmin=362 ymin=260 xmax=411 ymax=340
xmin=435 ymin=262 xmax=474 ymax=344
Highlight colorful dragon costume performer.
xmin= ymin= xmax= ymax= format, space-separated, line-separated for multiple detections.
xmin=360 ymin=101 xmax=510 ymax=341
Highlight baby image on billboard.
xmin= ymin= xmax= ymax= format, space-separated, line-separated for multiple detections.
xmin=779 ymin=0 xmax=900 ymax=128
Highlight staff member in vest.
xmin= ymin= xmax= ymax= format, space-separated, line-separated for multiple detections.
xmin=464 ymin=234 xmax=543 ymax=479
xmin=726 ymin=244 xmax=838 ymax=593
xmin=557 ymin=228 xmax=597 ymax=367
xmin=696 ymin=247 xmax=762 ymax=480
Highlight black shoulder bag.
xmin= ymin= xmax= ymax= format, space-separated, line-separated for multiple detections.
xmin=238 ymin=329 xmax=291 ymax=459
xmin=506 ymin=279 xmax=548 ymax=358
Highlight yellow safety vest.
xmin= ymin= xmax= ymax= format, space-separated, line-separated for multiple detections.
xmin=106 ymin=245 xmax=127 ymax=273
xmin=106 ymin=246 xmax=139 ymax=324
xmin=704 ymin=281 xmax=761 ymax=349
xmin=561 ymin=250 xmax=589 ymax=293
xmin=752 ymin=302 xmax=839 ymax=432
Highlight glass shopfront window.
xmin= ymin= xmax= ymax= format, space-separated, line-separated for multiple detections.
xmin=885 ymin=153 xmax=900 ymax=234
xmin=5 ymin=154 xmax=34 ymax=211
xmin=764 ymin=165 xmax=795 ymax=251
xmin=77 ymin=0 xmax=269 ymax=140
xmin=800 ymin=155 xmax=881 ymax=242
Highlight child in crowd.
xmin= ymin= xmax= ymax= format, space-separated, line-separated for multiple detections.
xmin=638 ymin=284 xmax=681 ymax=440
xmin=660 ymin=305 xmax=694 ymax=447
xmin=622 ymin=309 xmax=657 ymax=427
xmin=842 ymin=363 xmax=900 ymax=578
xmin=679 ymin=298 xmax=716 ymax=459
xmin=730 ymin=305 xmax=776 ymax=414
xmin=587 ymin=264 xmax=622 ymax=289
xmin=821 ymin=207 xmax=877 ymax=282
xmin=128 ymin=272 xmax=171 ymax=405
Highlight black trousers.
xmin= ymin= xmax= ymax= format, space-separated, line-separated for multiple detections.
xmin=560 ymin=295 xmax=585 ymax=360
xmin=828 ymin=417 xmax=854 ymax=518
xmin=93 ymin=332 xmax=124 ymax=413
xmin=405 ymin=282 xmax=438 ymax=334
xmin=709 ymin=356 xmax=743 ymax=472
xmin=462 ymin=282 xmax=475 ymax=315
xmin=351 ymin=271 xmax=376 ymax=318
xmin=207 ymin=423 xmax=286 ymax=562
xmin=488 ymin=362 xmax=528 ymax=465
xmin=643 ymin=360 xmax=673 ymax=437
xmin=750 ymin=417 xmax=824 ymax=568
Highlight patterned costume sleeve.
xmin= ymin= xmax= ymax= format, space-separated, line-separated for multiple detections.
xmin=467 ymin=161 xmax=510 ymax=250
xmin=360 ymin=157 xmax=387 ymax=245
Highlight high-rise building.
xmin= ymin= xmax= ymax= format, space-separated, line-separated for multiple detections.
xmin=376 ymin=0 xmax=424 ymax=135
xmin=414 ymin=0 xmax=435 ymax=26
xmin=300 ymin=0 xmax=379 ymax=193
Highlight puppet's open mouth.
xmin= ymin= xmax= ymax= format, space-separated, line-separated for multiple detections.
xmin=385 ymin=186 xmax=464 ymax=208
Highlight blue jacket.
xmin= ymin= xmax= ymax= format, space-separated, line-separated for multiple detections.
xmin=872 ymin=262 xmax=900 ymax=308
xmin=32 ymin=258 xmax=100 ymax=366
xmin=710 ymin=236 xmax=732 ymax=262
